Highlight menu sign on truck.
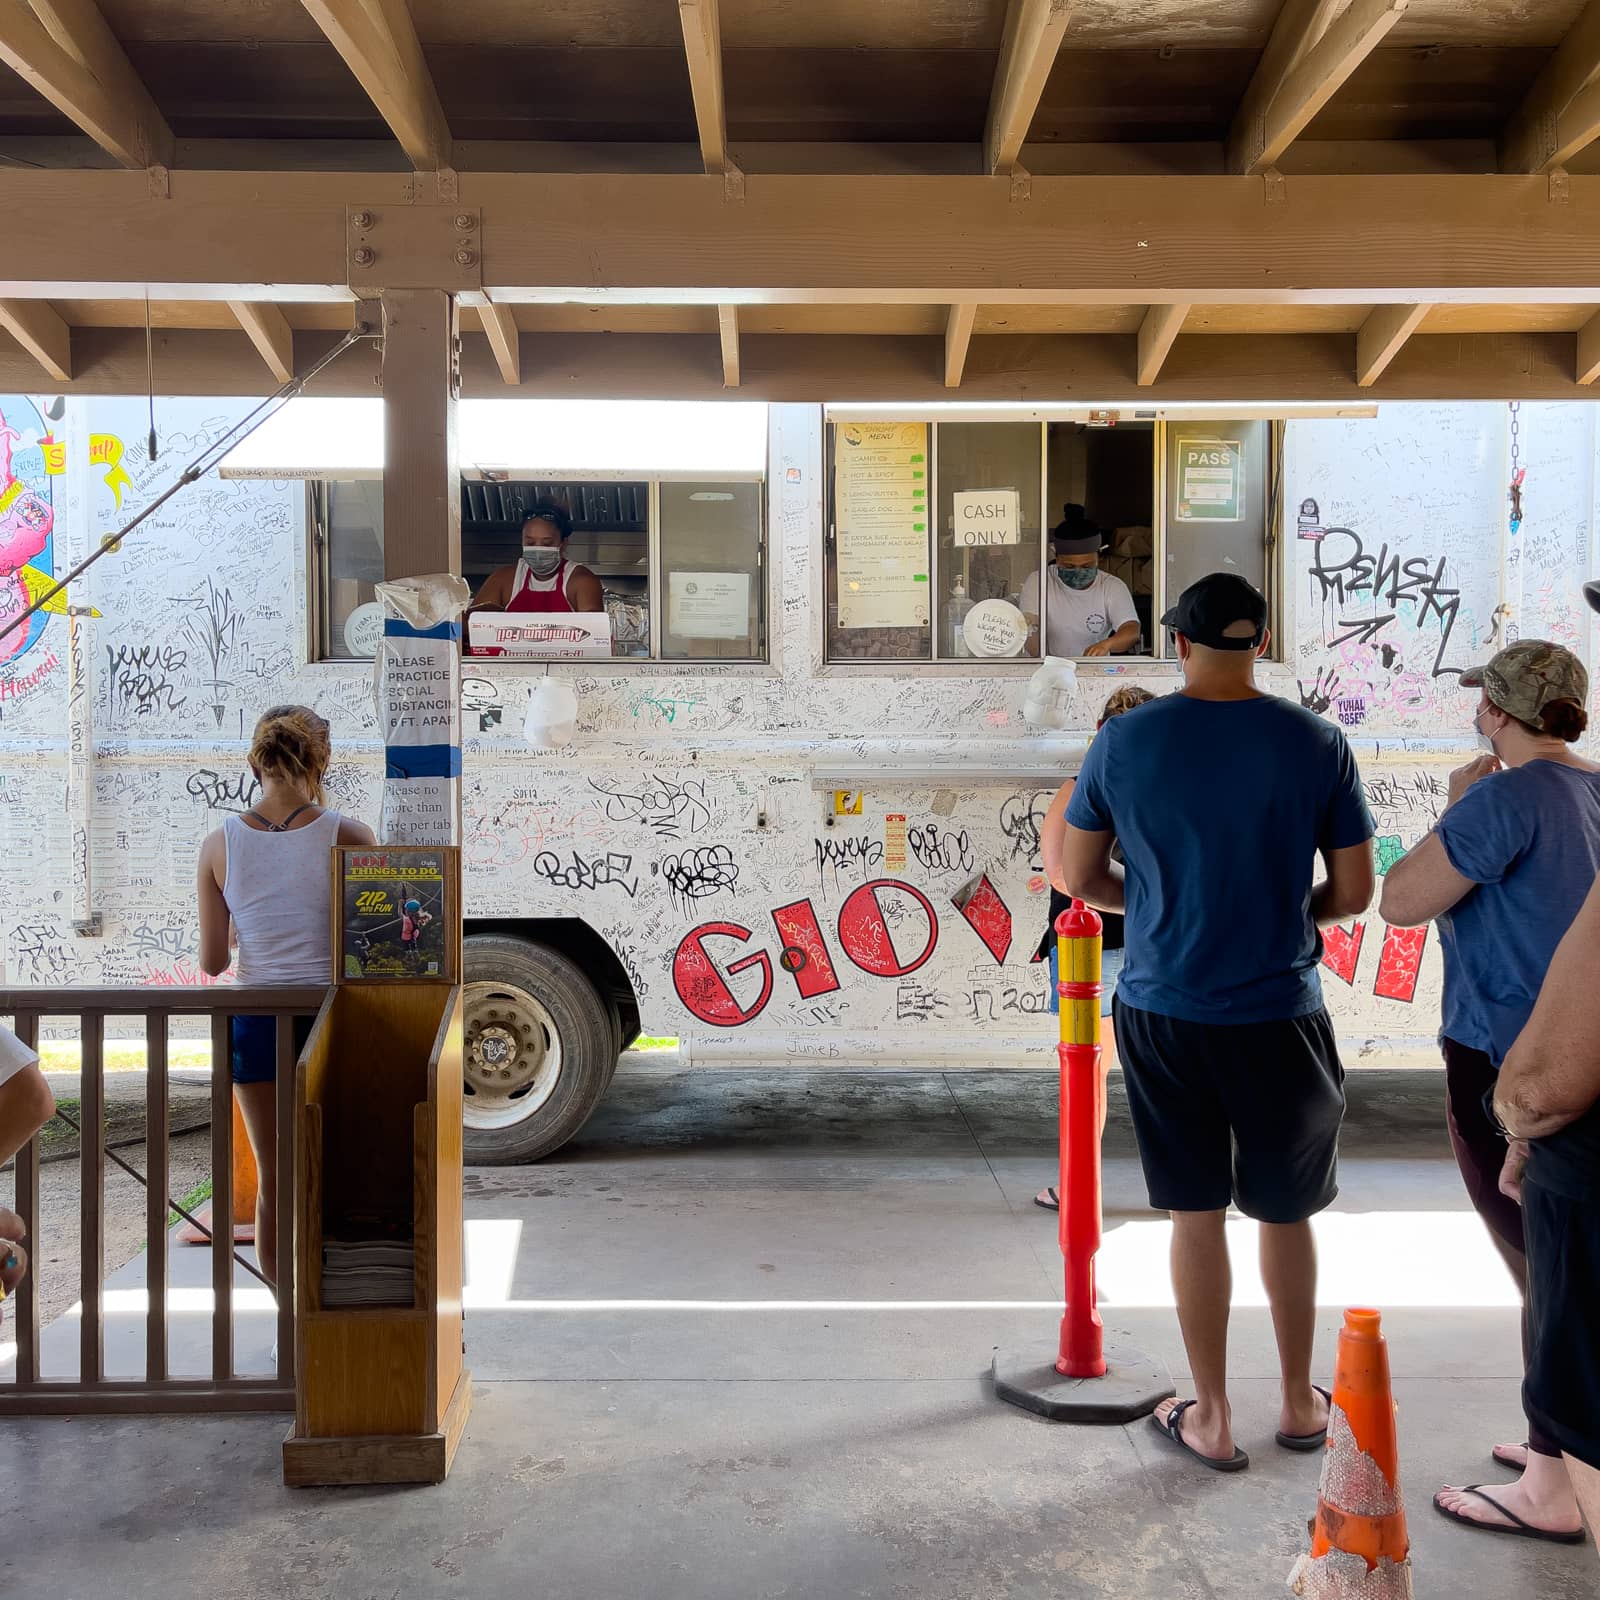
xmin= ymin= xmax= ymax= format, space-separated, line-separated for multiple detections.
xmin=833 ymin=421 xmax=930 ymax=629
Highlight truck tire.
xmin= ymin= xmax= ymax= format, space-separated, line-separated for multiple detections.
xmin=462 ymin=934 xmax=617 ymax=1164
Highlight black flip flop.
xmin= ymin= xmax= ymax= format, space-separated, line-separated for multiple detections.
xmin=1149 ymin=1399 xmax=1249 ymax=1473
xmin=1490 ymin=1442 xmax=1528 ymax=1470
xmin=1033 ymin=1187 xmax=1059 ymax=1212
xmin=1276 ymin=1386 xmax=1333 ymax=1452
xmin=1433 ymin=1486 xmax=1587 ymax=1545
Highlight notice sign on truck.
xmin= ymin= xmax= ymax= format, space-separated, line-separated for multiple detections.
xmin=953 ymin=488 xmax=1020 ymax=547
xmin=1175 ymin=436 xmax=1243 ymax=521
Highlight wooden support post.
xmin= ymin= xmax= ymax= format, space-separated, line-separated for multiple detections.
xmin=1356 ymin=302 xmax=1429 ymax=387
xmin=79 ymin=1011 xmax=104 ymax=1385
xmin=718 ymin=304 xmax=740 ymax=387
xmin=144 ymin=1010 xmax=168 ymax=1384
xmin=945 ymin=303 xmax=977 ymax=388
xmin=380 ymin=289 xmax=460 ymax=582
xmin=1136 ymin=303 xmax=1188 ymax=386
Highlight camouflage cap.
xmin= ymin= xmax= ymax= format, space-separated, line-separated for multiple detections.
xmin=1460 ymin=638 xmax=1588 ymax=729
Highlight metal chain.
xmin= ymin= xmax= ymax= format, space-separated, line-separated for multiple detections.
xmin=1508 ymin=401 xmax=1525 ymax=534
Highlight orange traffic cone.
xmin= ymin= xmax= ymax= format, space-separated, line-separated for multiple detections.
xmin=1288 ymin=1308 xmax=1412 ymax=1599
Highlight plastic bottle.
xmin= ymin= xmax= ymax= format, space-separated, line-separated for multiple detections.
xmin=945 ymin=575 xmax=973 ymax=657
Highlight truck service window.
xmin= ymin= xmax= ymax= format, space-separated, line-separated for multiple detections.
xmin=660 ymin=480 xmax=766 ymax=661
xmin=313 ymin=479 xmax=383 ymax=661
xmin=1162 ymin=420 xmax=1271 ymax=608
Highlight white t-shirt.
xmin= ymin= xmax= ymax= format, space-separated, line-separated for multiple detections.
xmin=0 ymin=1023 xmax=38 ymax=1089
xmin=1019 ymin=567 xmax=1139 ymax=657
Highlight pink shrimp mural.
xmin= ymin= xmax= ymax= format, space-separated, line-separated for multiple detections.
xmin=0 ymin=397 xmax=58 ymax=668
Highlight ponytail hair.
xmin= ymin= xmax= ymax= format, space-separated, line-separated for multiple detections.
xmin=249 ymin=704 xmax=331 ymax=803
xmin=1537 ymin=698 xmax=1589 ymax=743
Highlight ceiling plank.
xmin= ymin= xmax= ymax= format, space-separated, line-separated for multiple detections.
xmin=678 ymin=0 xmax=729 ymax=175
xmin=945 ymin=303 xmax=977 ymax=388
xmin=227 ymin=300 xmax=293 ymax=383
xmin=984 ymin=0 xmax=1075 ymax=175
xmin=1501 ymin=0 xmax=1600 ymax=173
xmin=1227 ymin=0 xmax=1408 ymax=175
xmin=718 ymin=304 xmax=739 ymax=387
xmin=299 ymin=0 xmax=452 ymax=171
xmin=477 ymin=298 xmax=520 ymax=384
xmin=0 ymin=297 xmax=70 ymax=380
xmin=0 ymin=0 xmax=173 ymax=170
xmin=1355 ymin=302 xmax=1428 ymax=386
xmin=1577 ymin=312 xmax=1600 ymax=384
xmin=1136 ymin=303 xmax=1189 ymax=385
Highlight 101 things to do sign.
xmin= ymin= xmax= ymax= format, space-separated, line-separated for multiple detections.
xmin=952 ymin=489 xmax=1020 ymax=547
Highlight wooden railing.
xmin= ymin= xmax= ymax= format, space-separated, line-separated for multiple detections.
xmin=0 ymin=987 xmax=325 ymax=1416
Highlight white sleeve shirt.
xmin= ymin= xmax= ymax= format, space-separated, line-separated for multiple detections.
xmin=0 ymin=1023 xmax=38 ymax=1089
xmin=1021 ymin=567 xmax=1139 ymax=657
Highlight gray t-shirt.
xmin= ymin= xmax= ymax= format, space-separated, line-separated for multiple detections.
xmin=1019 ymin=567 xmax=1139 ymax=656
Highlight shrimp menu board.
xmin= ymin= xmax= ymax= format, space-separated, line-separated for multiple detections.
xmin=833 ymin=421 xmax=931 ymax=629
xmin=336 ymin=846 xmax=456 ymax=983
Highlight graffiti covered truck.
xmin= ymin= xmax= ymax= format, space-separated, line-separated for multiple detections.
xmin=1 ymin=397 xmax=1596 ymax=1161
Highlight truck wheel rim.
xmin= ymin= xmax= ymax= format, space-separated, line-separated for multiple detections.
xmin=463 ymin=980 xmax=563 ymax=1128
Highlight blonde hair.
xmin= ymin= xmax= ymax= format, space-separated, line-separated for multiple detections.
xmin=249 ymin=705 xmax=331 ymax=804
xmin=1099 ymin=685 xmax=1155 ymax=723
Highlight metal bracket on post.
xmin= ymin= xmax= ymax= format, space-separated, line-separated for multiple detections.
xmin=148 ymin=164 xmax=170 ymax=200
xmin=1009 ymin=163 xmax=1032 ymax=204
xmin=347 ymin=207 xmax=483 ymax=296
xmin=1263 ymin=167 xmax=1286 ymax=207
xmin=1549 ymin=167 xmax=1571 ymax=204
xmin=723 ymin=163 xmax=746 ymax=203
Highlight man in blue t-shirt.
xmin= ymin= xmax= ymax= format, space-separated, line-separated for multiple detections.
xmin=1060 ymin=572 xmax=1375 ymax=1473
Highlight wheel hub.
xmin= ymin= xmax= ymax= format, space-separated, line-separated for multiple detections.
xmin=463 ymin=982 xmax=564 ymax=1127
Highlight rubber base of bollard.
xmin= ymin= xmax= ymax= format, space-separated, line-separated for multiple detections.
xmin=992 ymin=1344 xmax=1175 ymax=1424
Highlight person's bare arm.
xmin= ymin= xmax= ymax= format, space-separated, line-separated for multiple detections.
xmin=1377 ymin=832 xmax=1473 ymax=927
xmin=567 ymin=565 xmax=604 ymax=612
xmin=1495 ymin=874 xmax=1600 ymax=1139
xmin=1083 ymin=621 xmax=1141 ymax=659
xmin=337 ymin=817 xmax=378 ymax=849
xmin=473 ymin=566 xmax=512 ymax=611
xmin=196 ymin=830 xmax=232 ymax=978
xmin=1040 ymin=777 xmax=1076 ymax=896
xmin=1061 ymin=823 xmax=1124 ymax=913
xmin=1310 ymin=840 xmax=1376 ymax=928
xmin=0 ymin=1065 xmax=54 ymax=1168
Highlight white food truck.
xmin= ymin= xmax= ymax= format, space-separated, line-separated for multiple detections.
xmin=1 ymin=394 xmax=1596 ymax=1161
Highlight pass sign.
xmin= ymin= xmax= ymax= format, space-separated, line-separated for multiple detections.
xmin=953 ymin=488 xmax=1020 ymax=547
xmin=1176 ymin=437 xmax=1243 ymax=522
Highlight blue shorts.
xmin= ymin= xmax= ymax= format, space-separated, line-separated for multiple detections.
xmin=230 ymin=1014 xmax=314 ymax=1085
xmin=1048 ymin=944 xmax=1124 ymax=1017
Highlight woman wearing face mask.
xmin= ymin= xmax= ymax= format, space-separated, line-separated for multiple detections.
xmin=472 ymin=501 xmax=603 ymax=616
xmin=1382 ymin=640 xmax=1600 ymax=1545
xmin=1019 ymin=505 xmax=1141 ymax=659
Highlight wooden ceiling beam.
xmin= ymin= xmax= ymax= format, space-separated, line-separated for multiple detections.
xmin=984 ymin=0 xmax=1075 ymax=175
xmin=1227 ymin=0 xmax=1407 ymax=176
xmin=945 ymin=303 xmax=976 ymax=388
xmin=227 ymin=300 xmax=293 ymax=383
xmin=1577 ymin=311 xmax=1600 ymax=384
xmin=1501 ymin=0 xmax=1600 ymax=173
xmin=1355 ymin=302 xmax=1428 ymax=386
xmin=298 ymin=0 xmax=452 ymax=172
xmin=717 ymin=304 xmax=739 ymax=386
xmin=476 ymin=298 xmax=520 ymax=385
xmin=677 ymin=0 xmax=731 ymax=177
xmin=1136 ymin=303 xmax=1188 ymax=386
xmin=0 ymin=0 xmax=173 ymax=170
xmin=0 ymin=297 xmax=69 ymax=380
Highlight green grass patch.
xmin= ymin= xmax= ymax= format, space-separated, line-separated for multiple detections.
xmin=168 ymin=1177 xmax=213 ymax=1230
xmin=38 ymin=1042 xmax=214 ymax=1074
xmin=630 ymin=1036 xmax=679 ymax=1053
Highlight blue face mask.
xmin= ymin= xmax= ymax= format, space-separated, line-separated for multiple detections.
xmin=1055 ymin=564 xmax=1097 ymax=591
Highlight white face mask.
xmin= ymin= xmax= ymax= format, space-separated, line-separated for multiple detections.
xmin=521 ymin=545 xmax=562 ymax=578
xmin=1473 ymin=708 xmax=1497 ymax=754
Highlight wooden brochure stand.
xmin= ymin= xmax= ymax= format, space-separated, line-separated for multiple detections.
xmin=282 ymin=847 xmax=469 ymax=1488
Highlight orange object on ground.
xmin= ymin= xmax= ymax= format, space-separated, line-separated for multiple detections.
xmin=1289 ymin=1307 xmax=1413 ymax=1598
xmin=177 ymin=1092 xmax=257 ymax=1244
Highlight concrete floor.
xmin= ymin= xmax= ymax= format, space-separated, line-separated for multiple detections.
xmin=3 ymin=1068 xmax=1595 ymax=1599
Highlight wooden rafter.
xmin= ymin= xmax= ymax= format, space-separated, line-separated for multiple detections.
xmin=0 ymin=0 xmax=173 ymax=170
xmin=1355 ymin=302 xmax=1428 ymax=387
xmin=945 ymin=304 xmax=977 ymax=388
xmin=299 ymin=0 xmax=451 ymax=172
xmin=0 ymin=298 xmax=69 ymax=380
xmin=677 ymin=0 xmax=730 ymax=175
xmin=1501 ymin=0 xmax=1600 ymax=173
xmin=984 ymin=0 xmax=1075 ymax=175
xmin=717 ymin=304 xmax=739 ymax=387
xmin=1227 ymin=0 xmax=1408 ymax=176
xmin=1136 ymin=303 xmax=1188 ymax=386
xmin=477 ymin=299 xmax=520 ymax=385
xmin=227 ymin=301 xmax=293 ymax=383
xmin=1577 ymin=312 xmax=1600 ymax=385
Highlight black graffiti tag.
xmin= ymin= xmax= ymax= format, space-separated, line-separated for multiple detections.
xmin=1309 ymin=528 xmax=1465 ymax=679
xmin=106 ymin=643 xmax=188 ymax=717
xmin=999 ymin=793 xmax=1049 ymax=869
xmin=815 ymin=834 xmax=884 ymax=888
xmin=657 ymin=844 xmax=740 ymax=913
xmin=533 ymin=850 xmax=639 ymax=898
xmin=908 ymin=824 xmax=974 ymax=875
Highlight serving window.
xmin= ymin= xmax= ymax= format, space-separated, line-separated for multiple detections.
xmin=825 ymin=414 xmax=1276 ymax=665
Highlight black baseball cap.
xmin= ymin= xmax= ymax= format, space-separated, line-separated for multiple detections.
xmin=1586 ymin=579 xmax=1600 ymax=615
xmin=1161 ymin=572 xmax=1268 ymax=650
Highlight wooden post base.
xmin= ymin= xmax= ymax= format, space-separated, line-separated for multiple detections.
xmin=281 ymin=1370 xmax=471 ymax=1488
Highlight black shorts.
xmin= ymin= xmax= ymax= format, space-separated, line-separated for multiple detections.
xmin=1522 ymin=1177 xmax=1600 ymax=1471
xmin=1112 ymin=998 xmax=1345 ymax=1223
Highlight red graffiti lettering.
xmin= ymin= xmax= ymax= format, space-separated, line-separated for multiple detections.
xmin=771 ymin=899 xmax=841 ymax=1000
xmin=672 ymin=922 xmax=774 ymax=1027
xmin=1320 ymin=921 xmax=1366 ymax=987
xmin=837 ymin=879 xmax=938 ymax=978
xmin=1374 ymin=923 xmax=1427 ymax=1003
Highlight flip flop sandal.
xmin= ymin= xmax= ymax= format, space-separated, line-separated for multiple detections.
xmin=1033 ymin=1187 xmax=1059 ymax=1212
xmin=1276 ymin=1386 xmax=1333 ymax=1452
xmin=1490 ymin=1442 xmax=1528 ymax=1470
xmin=1149 ymin=1399 xmax=1249 ymax=1473
xmin=1433 ymin=1486 xmax=1587 ymax=1545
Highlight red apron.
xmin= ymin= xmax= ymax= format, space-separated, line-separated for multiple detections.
xmin=506 ymin=558 xmax=575 ymax=614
